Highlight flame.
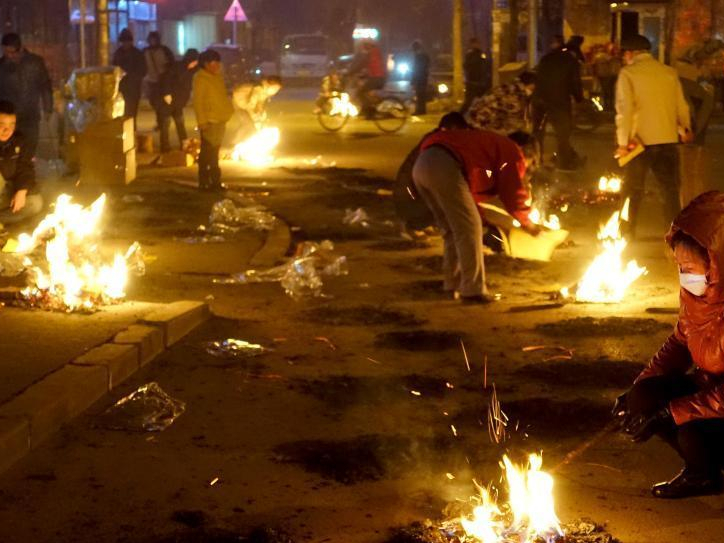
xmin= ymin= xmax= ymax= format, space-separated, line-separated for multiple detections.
xmin=328 ymin=92 xmax=359 ymax=117
xmin=461 ymin=453 xmax=562 ymax=543
xmin=231 ymin=127 xmax=281 ymax=167
xmin=514 ymin=207 xmax=561 ymax=231
xmin=10 ymin=194 xmax=139 ymax=311
xmin=598 ymin=175 xmax=622 ymax=193
xmin=570 ymin=198 xmax=646 ymax=303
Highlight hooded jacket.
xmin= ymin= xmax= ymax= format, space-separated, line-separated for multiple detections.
xmin=636 ymin=191 xmax=724 ymax=424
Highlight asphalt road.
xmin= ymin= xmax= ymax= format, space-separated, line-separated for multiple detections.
xmin=1 ymin=93 xmax=723 ymax=542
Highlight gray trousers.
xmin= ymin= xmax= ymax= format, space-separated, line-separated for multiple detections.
xmin=0 ymin=176 xmax=43 ymax=226
xmin=412 ymin=146 xmax=485 ymax=297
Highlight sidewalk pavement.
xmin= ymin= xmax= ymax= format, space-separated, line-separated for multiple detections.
xmin=0 ymin=167 xmax=291 ymax=474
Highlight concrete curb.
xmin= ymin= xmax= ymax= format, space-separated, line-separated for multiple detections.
xmin=249 ymin=217 xmax=292 ymax=268
xmin=0 ymin=300 xmax=209 ymax=475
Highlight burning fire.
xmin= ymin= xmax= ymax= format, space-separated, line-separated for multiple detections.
xmin=328 ymin=92 xmax=359 ymax=117
xmin=231 ymin=127 xmax=281 ymax=167
xmin=598 ymin=175 xmax=622 ymax=193
xmin=564 ymin=198 xmax=646 ymax=303
xmin=8 ymin=194 xmax=139 ymax=311
xmin=514 ymin=208 xmax=561 ymax=231
xmin=461 ymin=453 xmax=562 ymax=543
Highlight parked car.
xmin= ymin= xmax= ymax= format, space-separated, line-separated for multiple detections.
xmin=280 ymin=34 xmax=329 ymax=79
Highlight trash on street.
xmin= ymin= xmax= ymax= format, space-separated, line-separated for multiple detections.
xmin=209 ymin=199 xmax=277 ymax=232
xmin=206 ymin=338 xmax=267 ymax=358
xmin=98 ymin=382 xmax=185 ymax=432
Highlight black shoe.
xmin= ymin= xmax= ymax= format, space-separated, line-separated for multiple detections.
xmin=651 ymin=468 xmax=723 ymax=499
xmin=460 ymin=293 xmax=500 ymax=305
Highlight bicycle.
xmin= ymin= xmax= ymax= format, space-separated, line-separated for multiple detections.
xmin=317 ymin=88 xmax=409 ymax=134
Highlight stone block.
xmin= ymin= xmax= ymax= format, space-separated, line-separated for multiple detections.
xmin=0 ymin=417 xmax=30 ymax=474
xmin=141 ymin=301 xmax=209 ymax=346
xmin=0 ymin=365 xmax=107 ymax=447
xmin=113 ymin=325 xmax=164 ymax=366
xmin=72 ymin=343 xmax=139 ymax=390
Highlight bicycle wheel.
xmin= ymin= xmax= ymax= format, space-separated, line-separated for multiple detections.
xmin=373 ymin=97 xmax=408 ymax=133
xmin=317 ymin=96 xmax=350 ymax=132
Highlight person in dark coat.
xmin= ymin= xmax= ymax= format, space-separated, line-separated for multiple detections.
xmin=462 ymin=38 xmax=491 ymax=113
xmin=0 ymin=101 xmax=42 ymax=226
xmin=112 ymin=28 xmax=146 ymax=123
xmin=531 ymin=40 xmax=584 ymax=170
xmin=411 ymin=41 xmax=430 ymax=115
xmin=160 ymin=49 xmax=199 ymax=151
xmin=143 ymin=31 xmax=175 ymax=152
xmin=565 ymin=35 xmax=586 ymax=64
xmin=0 ymin=33 xmax=53 ymax=157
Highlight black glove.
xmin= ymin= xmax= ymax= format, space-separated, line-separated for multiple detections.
xmin=623 ymin=406 xmax=674 ymax=443
xmin=612 ymin=392 xmax=629 ymax=428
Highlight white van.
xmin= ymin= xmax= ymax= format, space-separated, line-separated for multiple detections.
xmin=279 ymin=34 xmax=329 ymax=79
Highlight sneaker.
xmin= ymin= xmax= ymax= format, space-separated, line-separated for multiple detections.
xmin=651 ymin=468 xmax=723 ymax=499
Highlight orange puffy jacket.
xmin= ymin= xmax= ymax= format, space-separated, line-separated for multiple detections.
xmin=636 ymin=191 xmax=724 ymax=424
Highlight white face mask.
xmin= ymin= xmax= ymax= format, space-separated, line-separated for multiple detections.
xmin=680 ymin=272 xmax=708 ymax=296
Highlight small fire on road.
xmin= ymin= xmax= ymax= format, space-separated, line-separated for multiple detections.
xmin=460 ymin=453 xmax=562 ymax=543
xmin=7 ymin=194 xmax=140 ymax=312
xmin=562 ymin=198 xmax=646 ymax=303
xmin=231 ymin=127 xmax=281 ymax=167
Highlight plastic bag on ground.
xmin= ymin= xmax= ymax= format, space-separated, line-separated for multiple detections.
xmin=206 ymin=338 xmax=267 ymax=358
xmin=343 ymin=207 xmax=371 ymax=227
xmin=213 ymin=239 xmax=348 ymax=298
xmin=0 ymin=253 xmax=26 ymax=277
xmin=209 ymin=199 xmax=277 ymax=232
xmin=98 ymin=382 xmax=185 ymax=432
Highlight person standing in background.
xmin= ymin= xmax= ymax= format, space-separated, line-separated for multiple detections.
xmin=160 ymin=49 xmax=199 ymax=152
xmin=411 ymin=41 xmax=430 ymax=116
xmin=112 ymin=28 xmax=146 ymax=124
xmin=143 ymin=31 xmax=175 ymax=152
xmin=0 ymin=33 xmax=53 ymax=156
xmin=193 ymin=50 xmax=233 ymax=191
xmin=462 ymin=38 xmax=490 ymax=113
xmin=615 ymin=34 xmax=692 ymax=237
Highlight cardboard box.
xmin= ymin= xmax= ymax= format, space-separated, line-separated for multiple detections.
xmin=160 ymin=150 xmax=194 ymax=168
xmin=81 ymin=117 xmax=134 ymax=153
xmin=80 ymin=147 xmax=136 ymax=186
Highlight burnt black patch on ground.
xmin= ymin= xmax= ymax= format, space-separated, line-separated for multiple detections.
xmin=385 ymin=522 xmax=449 ymax=543
xmin=502 ymin=397 xmax=611 ymax=439
xmin=388 ymin=255 xmax=443 ymax=275
xmin=485 ymin=254 xmax=548 ymax=274
xmin=402 ymin=280 xmax=449 ymax=301
xmin=536 ymin=317 xmax=672 ymax=337
xmin=302 ymin=304 xmax=425 ymax=327
xmin=368 ymin=240 xmax=432 ymax=252
xmin=292 ymin=374 xmax=451 ymax=409
xmin=375 ymin=330 xmax=467 ymax=351
xmin=272 ymin=434 xmax=457 ymax=484
xmin=153 ymin=526 xmax=294 ymax=543
xmin=516 ymin=359 xmax=645 ymax=389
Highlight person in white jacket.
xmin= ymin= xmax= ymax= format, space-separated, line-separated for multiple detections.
xmin=615 ymin=34 xmax=692 ymax=238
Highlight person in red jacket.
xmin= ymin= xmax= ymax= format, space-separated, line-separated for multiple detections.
xmin=348 ymin=40 xmax=387 ymax=119
xmin=412 ymin=126 xmax=539 ymax=303
xmin=615 ymin=191 xmax=724 ymax=498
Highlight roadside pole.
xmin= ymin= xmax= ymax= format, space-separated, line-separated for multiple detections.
xmin=79 ymin=0 xmax=87 ymax=68
xmin=97 ymin=0 xmax=110 ymax=65
xmin=528 ymin=0 xmax=538 ymax=68
xmin=452 ymin=0 xmax=464 ymax=103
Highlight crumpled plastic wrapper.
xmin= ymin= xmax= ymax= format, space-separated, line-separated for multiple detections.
xmin=560 ymin=519 xmax=620 ymax=543
xmin=214 ymin=240 xmax=348 ymax=299
xmin=210 ymin=199 xmax=277 ymax=232
xmin=0 ymin=253 xmax=26 ymax=277
xmin=97 ymin=382 xmax=185 ymax=432
xmin=206 ymin=338 xmax=267 ymax=358
xmin=343 ymin=207 xmax=371 ymax=227
xmin=66 ymin=99 xmax=98 ymax=133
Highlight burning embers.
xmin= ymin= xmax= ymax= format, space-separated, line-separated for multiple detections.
xmin=562 ymin=198 xmax=646 ymax=303
xmin=461 ymin=453 xmax=562 ymax=543
xmin=7 ymin=194 xmax=140 ymax=312
xmin=231 ymin=127 xmax=281 ymax=167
